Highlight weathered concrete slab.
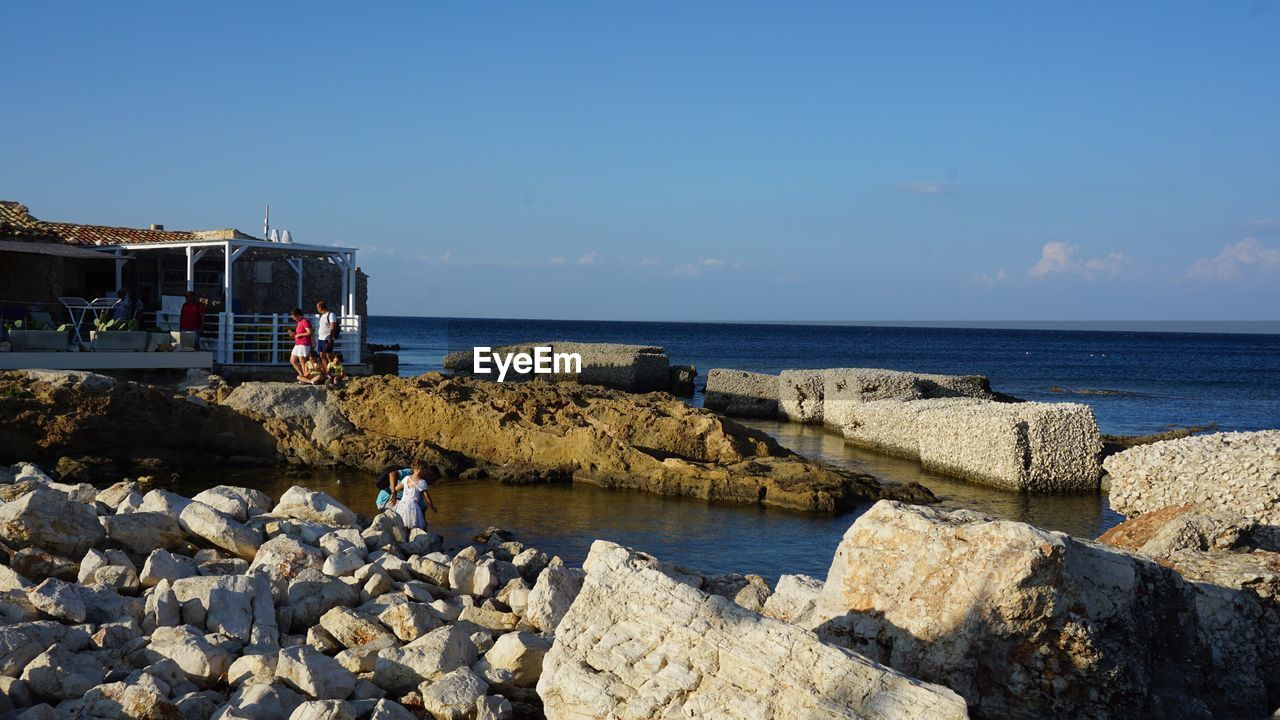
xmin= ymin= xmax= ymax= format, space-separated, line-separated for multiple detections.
xmin=1105 ymin=430 xmax=1280 ymax=524
xmin=704 ymin=369 xmax=779 ymax=418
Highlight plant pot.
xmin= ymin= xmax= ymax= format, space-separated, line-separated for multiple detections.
xmin=146 ymin=331 xmax=198 ymax=351
xmin=90 ymin=330 xmax=149 ymax=352
xmin=9 ymin=330 xmax=69 ymax=352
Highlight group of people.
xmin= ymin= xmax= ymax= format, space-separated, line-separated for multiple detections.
xmin=289 ymin=301 xmax=346 ymax=386
xmin=376 ymin=460 xmax=440 ymax=530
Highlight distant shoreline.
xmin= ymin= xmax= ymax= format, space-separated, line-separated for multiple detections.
xmin=369 ymin=315 xmax=1280 ymax=336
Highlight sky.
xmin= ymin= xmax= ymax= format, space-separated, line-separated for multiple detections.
xmin=3 ymin=2 xmax=1278 ymax=321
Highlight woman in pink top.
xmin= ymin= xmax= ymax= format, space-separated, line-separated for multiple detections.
xmin=288 ymin=307 xmax=313 ymax=379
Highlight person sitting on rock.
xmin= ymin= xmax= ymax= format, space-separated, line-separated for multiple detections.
xmin=296 ymin=357 xmax=324 ymax=385
xmin=326 ymin=352 xmax=347 ymax=387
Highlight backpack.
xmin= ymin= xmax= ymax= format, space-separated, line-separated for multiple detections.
xmin=328 ymin=312 xmax=341 ymax=339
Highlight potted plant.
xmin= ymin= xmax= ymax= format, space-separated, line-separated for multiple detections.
xmin=89 ymin=317 xmax=148 ymax=351
xmin=5 ymin=319 xmax=72 ymax=352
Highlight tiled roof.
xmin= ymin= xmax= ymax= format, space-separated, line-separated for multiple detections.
xmin=0 ymin=200 xmax=201 ymax=246
xmin=0 ymin=201 xmax=60 ymax=241
xmin=42 ymin=221 xmax=195 ymax=246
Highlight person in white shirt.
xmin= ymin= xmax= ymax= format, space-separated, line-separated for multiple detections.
xmin=314 ymin=300 xmax=338 ymax=377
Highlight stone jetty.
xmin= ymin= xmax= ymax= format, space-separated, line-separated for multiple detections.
xmin=705 ymin=367 xmax=1103 ymax=492
xmin=442 ymin=342 xmax=695 ymax=396
xmin=0 ymin=370 xmax=933 ymax=513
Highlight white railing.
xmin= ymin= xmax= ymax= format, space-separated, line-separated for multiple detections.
xmin=210 ymin=313 xmax=361 ymax=366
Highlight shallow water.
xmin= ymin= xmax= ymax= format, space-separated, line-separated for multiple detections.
xmin=174 ymin=421 xmax=1121 ymax=584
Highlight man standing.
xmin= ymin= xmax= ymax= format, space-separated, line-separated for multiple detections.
xmin=315 ymin=300 xmax=339 ymax=377
xmin=179 ymin=292 xmax=206 ymax=349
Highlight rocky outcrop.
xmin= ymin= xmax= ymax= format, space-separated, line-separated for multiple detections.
xmin=703 ymin=369 xmax=780 ymax=418
xmin=537 ymin=540 xmax=969 ymax=719
xmin=443 ymin=341 xmax=684 ymax=394
xmin=0 ymin=370 xmax=277 ymax=470
xmin=1105 ymin=430 xmax=1280 ymax=524
xmin=806 ymin=500 xmax=1264 ymax=719
xmin=232 ymin=375 xmax=927 ymax=513
xmin=1099 ymin=505 xmax=1280 ymax=713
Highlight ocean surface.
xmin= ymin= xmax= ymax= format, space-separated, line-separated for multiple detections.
xmin=199 ymin=316 xmax=1274 ymax=582
xmin=368 ymin=316 xmax=1280 ymax=435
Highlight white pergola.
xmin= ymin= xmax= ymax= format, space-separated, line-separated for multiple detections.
xmin=107 ymin=238 xmax=359 ymax=316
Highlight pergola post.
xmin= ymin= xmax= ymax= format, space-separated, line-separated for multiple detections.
xmin=346 ymin=252 xmax=356 ymax=319
xmin=222 ymin=242 xmax=233 ymax=313
xmin=113 ymin=249 xmax=125 ymax=291
xmin=286 ymin=259 xmax=303 ymax=309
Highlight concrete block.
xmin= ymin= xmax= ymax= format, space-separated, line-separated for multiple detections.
xmin=704 ymin=369 xmax=779 ymax=418
xmin=777 ymin=370 xmax=824 ymax=424
xmin=916 ymin=401 xmax=1102 ymax=492
xmin=1105 ymin=430 xmax=1280 ymax=523
xmin=841 ymin=398 xmax=988 ymax=460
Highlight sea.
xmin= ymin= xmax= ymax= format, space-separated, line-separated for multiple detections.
xmin=212 ymin=317 xmax=1279 ymax=582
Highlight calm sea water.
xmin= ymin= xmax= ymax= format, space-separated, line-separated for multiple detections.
xmin=368 ymin=317 xmax=1280 ymax=435
xmin=191 ymin=317 xmax=1273 ymax=582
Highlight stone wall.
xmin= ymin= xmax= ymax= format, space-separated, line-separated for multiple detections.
xmin=0 ymin=252 xmax=63 ymax=309
xmin=703 ymin=369 xmax=779 ymax=418
xmin=1105 ymin=430 xmax=1280 ymax=524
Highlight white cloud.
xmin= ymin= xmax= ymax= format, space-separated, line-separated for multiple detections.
xmin=415 ymin=251 xmax=452 ymax=263
xmin=1028 ymin=242 xmax=1129 ymax=280
xmin=639 ymin=256 xmax=663 ymax=267
xmin=548 ymin=256 xmax=566 ymax=265
xmin=1188 ymin=237 xmax=1280 ymax=281
xmin=576 ymin=251 xmax=602 ymax=265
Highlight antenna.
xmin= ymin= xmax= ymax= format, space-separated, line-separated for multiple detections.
xmin=263 ymin=204 xmax=270 ymax=241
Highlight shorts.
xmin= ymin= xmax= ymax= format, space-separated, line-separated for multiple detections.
xmin=317 ymin=338 xmax=334 ymax=353
xmin=291 ymin=345 xmax=310 ymax=359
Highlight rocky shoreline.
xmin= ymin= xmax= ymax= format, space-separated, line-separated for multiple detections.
xmin=0 ymin=370 xmax=933 ymax=513
xmin=0 ymin=421 xmax=1277 ymax=718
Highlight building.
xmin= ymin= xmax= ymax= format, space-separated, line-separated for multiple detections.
xmin=0 ymin=201 xmax=368 ymax=372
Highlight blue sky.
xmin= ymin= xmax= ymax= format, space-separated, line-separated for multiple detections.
xmin=4 ymin=2 xmax=1278 ymax=320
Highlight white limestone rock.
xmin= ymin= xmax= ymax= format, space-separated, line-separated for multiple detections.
xmin=760 ymin=574 xmax=824 ymax=626
xmin=810 ymin=500 xmax=1243 ymax=718
xmin=484 ymin=632 xmax=551 ymax=688
xmin=277 ymin=645 xmax=357 ymax=701
xmin=26 ymin=578 xmax=86 ymax=624
xmin=141 ymin=548 xmax=201 ymax=587
xmin=249 ymin=535 xmax=326 ymax=601
xmin=273 ymin=486 xmax=359 ymax=529
xmin=0 ymin=487 xmax=105 ymax=558
xmin=419 ymin=668 xmax=488 ymax=720
xmin=524 ymin=564 xmax=585 ymax=633
xmin=144 ymin=626 xmax=233 ymax=687
xmin=537 ymin=540 xmax=968 ymax=719
xmin=287 ymin=700 xmax=355 ymax=720
xmin=172 ymin=574 xmax=278 ymax=647
xmin=372 ymin=624 xmax=479 ymax=694
xmin=178 ymin=500 xmax=264 ymax=561
xmin=318 ymin=606 xmax=397 ymax=649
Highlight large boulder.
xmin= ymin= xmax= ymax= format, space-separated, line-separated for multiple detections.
xmin=0 ymin=486 xmax=104 ymax=557
xmin=0 ymin=621 xmax=66 ymax=677
xmin=524 ymin=564 xmax=585 ymax=633
xmin=26 ymin=578 xmax=86 ymax=624
xmin=372 ymin=625 xmax=479 ymax=694
xmin=809 ymin=500 xmax=1253 ymax=719
xmin=21 ymin=646 xmax=109 ymax=701
xmin=222 ymin=382 xmax=356 ymax=450
xmin=100 ymin=512 xmax=188 ymax=554
xmin=193 ymin=485 xmax=273 ymax=522
xmin=537 ymin=540 xmax=967 ymax=719
xmin=777 ymin=369 xmax=825 ymax=423
xmin=178 ymin=501 xmax=263 ymax=561
xmin=420 ymin=668 xmax=488 ymax=720
xmin=249 ymin=535 xmax=326 ymax=601
xmin=171 ymin=574 xmax=278 ymax=647
xmin=1106 ymin=430 xmax=1280 ymax=524
xmin=483 ymin=632 xmax=551 ymax=688
xmin=273 ymin=487 xmax=359 ymax=529
xmin=144 ymin=626 xmax=233 ymax=687
xmin=276 ymin=645 xmax=356 ymax=701
xmin=285 ymin=570 xmax=360 ymax=631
